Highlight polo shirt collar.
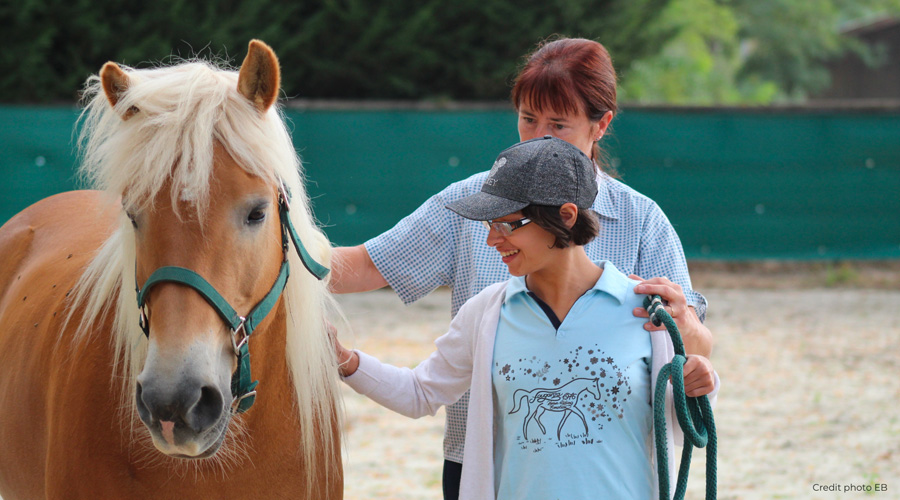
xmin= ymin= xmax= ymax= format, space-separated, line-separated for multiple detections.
xmin=505 ymin=274 xmax=530 ymax=301
xmin=504 ymin=260 xmax=631 ymax=305
xmin=589 ymin=260 xmax=631 ymax=305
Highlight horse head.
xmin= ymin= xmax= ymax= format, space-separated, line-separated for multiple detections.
xmin=588 ymin=377 xmax=603 ymax=401
xmin=130 ymin=158 xmax=286 ymax=458
xmin=93 ymin=41 xmax=310 ymax=459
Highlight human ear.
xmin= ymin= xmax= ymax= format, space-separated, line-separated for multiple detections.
xmin=559 ymin=203 xmax=579 ymax=229
xmin=595 ymin=110 xmax=614 ymax=141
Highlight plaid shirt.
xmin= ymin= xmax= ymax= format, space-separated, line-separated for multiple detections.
xmin=365 ymin=170 xmax=706 ymax=462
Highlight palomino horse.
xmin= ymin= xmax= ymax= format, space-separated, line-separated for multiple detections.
xmin=0 ymin=41 xmax=342 ymax=499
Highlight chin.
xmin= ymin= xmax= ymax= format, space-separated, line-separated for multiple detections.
xmin=504 ymin=262 xmax=529 ymax=277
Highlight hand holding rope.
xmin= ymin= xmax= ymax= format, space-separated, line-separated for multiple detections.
xmin=645 ymin=295 xmax=717 ymax=500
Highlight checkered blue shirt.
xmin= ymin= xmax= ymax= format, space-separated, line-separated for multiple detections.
xmin=365 ymin=171 xmax=706 ymax=463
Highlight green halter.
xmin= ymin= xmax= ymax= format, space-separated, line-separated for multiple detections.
xmin=135 ymin=183 xmax=329 ymax=413
xmin=644 ymin=295 xmax=717 ymax=500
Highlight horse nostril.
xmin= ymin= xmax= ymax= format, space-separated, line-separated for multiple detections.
xmin=187 ymin=385 xmax=225 ymax=433
xmin=135 ymin=382 xmax=151 ymax=423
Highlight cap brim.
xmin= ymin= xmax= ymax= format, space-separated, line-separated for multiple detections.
xmin=445 ymin=191 xmax=529 ymax=221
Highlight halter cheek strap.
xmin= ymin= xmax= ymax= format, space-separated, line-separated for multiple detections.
xmin=278 ymin=186 xmax=329 ymax=281
xmin=135 ymin=184 xmax=328 ymax=413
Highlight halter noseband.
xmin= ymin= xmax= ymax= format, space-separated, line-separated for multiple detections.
xmin=135 ymin=182 xmax=329 ymax=413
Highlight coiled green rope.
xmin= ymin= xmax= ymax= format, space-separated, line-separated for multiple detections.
xmin=644 ymin=295 xmax=717 ymax=500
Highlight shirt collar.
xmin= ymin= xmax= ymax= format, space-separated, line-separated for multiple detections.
xmin=505 ymin=274 xmax=530 ymax=301
xmin=589 ymin=260 xmax=631 ymax=304
xmin=592 ymin=172 xmax=620 ymax=221
xmin=504 ymin=260 xmax=632 ymax=305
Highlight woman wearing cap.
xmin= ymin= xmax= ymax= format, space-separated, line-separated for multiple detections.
xmin=334 ymin=137 xmax=718 ymax=499
xmin=331 ymin=37 xmax=714 ymax=499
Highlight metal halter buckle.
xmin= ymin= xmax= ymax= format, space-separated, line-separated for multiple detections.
xmin=139 ymin=305 xmax=149 ymax=332
xmin=278 ymin=181 xmax=291 ymax=212
xmin=231 ymin=390 xmax=257 ymax=413
xmin=231 ymin=316 xmax=249 ymax=355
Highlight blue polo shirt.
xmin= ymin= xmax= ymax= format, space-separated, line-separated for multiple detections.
xmin=491 ymin=261 xmax=654 ymax=500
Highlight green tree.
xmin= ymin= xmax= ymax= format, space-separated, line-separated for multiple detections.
xmin=619 ymin=0 xmax=780 ymax=104
xmin=735 ymin=0 xmax=900 ymax=99
xmin=0 ymin=0 xmax=674 ymax=102
xmin=619 ymin=0 xmax=900 ymax=104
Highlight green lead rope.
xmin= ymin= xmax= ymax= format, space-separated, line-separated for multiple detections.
xmin=644 ymin=295 xmax=717 ymax=500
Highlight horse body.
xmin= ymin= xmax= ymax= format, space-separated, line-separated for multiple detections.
xmin=0 ymin=191 xmax=118 ymax=498
xmin=0 ymin=41 xmax=342 ymax=499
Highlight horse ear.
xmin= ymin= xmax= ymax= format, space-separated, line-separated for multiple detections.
xmin=237 ymin=40 xmax=281 ymax=112
xmin=100 ymin=62 xmax=139 ymax=120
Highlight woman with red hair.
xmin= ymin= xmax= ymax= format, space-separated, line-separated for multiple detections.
xmin=332 ymin=37 xmax=713 ymax=500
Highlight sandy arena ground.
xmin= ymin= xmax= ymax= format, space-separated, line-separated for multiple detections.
xmin=335 ymin=264 xmax=900 ymax=500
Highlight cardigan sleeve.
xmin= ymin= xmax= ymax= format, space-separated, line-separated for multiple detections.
xmin=341 ymin=285 xmax=496 ymax=418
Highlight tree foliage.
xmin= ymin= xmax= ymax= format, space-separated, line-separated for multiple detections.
xmin=735 ymin=0 xmax=900 ymax=98
xmin=620 ymin=0 xmax=900 ymax=104
xmin=620 ymin=0 xmax=780 ymax=104
xmin=0 ymin=0 xmax=672 ymax=102
xmin=4 ymin=0 xmax=898 ymax=104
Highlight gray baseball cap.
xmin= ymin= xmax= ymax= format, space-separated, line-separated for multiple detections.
xmin=446 ymin=136 xmax=597 ymax=221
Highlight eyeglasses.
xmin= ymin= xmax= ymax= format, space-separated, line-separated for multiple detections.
xmin=482 ymin=218 xmax=532 ymax=236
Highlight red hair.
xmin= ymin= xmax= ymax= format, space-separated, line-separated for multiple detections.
xmin=511 ymin=38 xmax=618 ymax=174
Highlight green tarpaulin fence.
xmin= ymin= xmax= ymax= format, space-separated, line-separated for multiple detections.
xmin=2 ymin=105 xmax=898 ymax=259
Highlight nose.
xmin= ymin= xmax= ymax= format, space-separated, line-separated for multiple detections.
xmin=485 ymin=225 xmax=504 ymax=247
xmin=135 ymin=378 xmax=225 ymax=437
xmin=521 ymin=127 xmax=553 ymax=141
xmin=519 ymin=122 xmax=553 ymax=142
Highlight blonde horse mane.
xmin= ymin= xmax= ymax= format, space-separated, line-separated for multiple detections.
xmin=69 ymin=58 xmax=341 ymax=487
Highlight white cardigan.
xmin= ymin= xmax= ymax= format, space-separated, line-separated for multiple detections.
xmin=344 ymin=281 xmax=718 ymax=499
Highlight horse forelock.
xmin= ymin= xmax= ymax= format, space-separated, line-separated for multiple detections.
xmin=77 ymin=59 xmax=298 ymax=220
xmin=71 ymin=57 xmax=341 ymax=483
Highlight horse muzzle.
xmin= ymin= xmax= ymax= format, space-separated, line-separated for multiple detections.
xmin=135 ymin=368 xmax=232 ymax=458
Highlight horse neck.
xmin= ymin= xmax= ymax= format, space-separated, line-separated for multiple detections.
xmin=237 ymin=299 xmax=341 ymax=478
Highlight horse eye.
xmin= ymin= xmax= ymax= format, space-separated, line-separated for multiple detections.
xmin=247 ymin=206 xmax=267 ymax=224
xmin=126 ymin=211 xmax=137 ymax=228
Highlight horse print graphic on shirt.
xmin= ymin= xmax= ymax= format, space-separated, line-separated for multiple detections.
xmin=509 ymin=377 xmax=606 ymax=439
xmin=496 ymin=345 xmax=632 ymax=451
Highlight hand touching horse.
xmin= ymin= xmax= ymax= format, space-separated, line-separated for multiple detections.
xmin=0 ymin=41 xmax=342 ymax=499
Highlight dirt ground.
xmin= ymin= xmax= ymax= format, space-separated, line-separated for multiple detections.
xmin=335 ymin=262 xmax=900 ymax=500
